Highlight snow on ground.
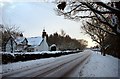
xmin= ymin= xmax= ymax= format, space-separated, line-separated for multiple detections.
xmin=81 ymin=50 xmax=119 ymax=77
xmin=1 ymin=57 xmax=55 ymax=73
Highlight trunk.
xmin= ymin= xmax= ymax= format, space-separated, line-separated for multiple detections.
xmin=100 ymin=46 xmax=106 ymax=56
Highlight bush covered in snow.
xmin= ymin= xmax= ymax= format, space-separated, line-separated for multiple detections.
xmin=2 ymin=50 xmax=82 ymax=64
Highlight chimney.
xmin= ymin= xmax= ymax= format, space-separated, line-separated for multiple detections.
xmin=42 ymin=29 xmax=46 ymax=38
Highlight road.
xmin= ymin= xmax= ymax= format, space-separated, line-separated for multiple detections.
xmin=2 ymin=50 xmax=92 ymax=79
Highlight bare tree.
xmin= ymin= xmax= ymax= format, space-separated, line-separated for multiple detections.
xmin=55 ymin=1 xmax=120 ymax=36
xmin=82 ymin=17 xmax=112 ymax=55
xmin=0 ymin=24 xmax=21 ymax=52
xmin=103 ymin=34 xmax=120 ymax=58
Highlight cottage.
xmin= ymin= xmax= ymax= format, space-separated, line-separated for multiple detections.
xmin=5 ymin=33 xmax=28 ymax=52
xmin=5 ymin=29 xmax=49 ymax=52
xmin=27 ymin=29 xmax=49 ymax=52
xmin=15 ymin=34 xmax=28 ymax=52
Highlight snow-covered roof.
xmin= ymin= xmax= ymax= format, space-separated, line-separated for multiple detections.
xmin=50 ymin=44 xmax=56 ymax=48
xmin=15 ymin=37 xmax=26 ymax=44
xmin=27 ymin=36 xmax=43 ymax=46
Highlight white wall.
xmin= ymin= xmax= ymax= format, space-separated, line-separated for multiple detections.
xmin=35 ymin=37 xmax=49 ymax=51
xmin=6 ymin=39 xmax=16 ymax=52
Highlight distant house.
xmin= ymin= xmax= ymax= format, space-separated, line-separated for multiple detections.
xmin=15 ymin=34 xmax=28 ymax=52
xmin=5 ymin=29 xmax=49 ymax=52
xmin=6 ymin=33 xmax=28 ymax=52
xmin=27 ymin=29 xmax=49 ymax=52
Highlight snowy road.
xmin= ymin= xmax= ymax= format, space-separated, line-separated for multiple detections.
xmin=2 ymin=50 xmax=92 ymax=78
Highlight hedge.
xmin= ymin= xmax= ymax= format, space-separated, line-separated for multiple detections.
xmin=2 ymin=50 xmax=82 ymax=64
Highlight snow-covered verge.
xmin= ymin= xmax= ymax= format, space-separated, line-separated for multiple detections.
xmin=81 ymin=50 xmax=119 ymax=77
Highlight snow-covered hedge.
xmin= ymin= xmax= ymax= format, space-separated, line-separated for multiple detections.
xmin=2 ymin=50 xmax=82 ymax=64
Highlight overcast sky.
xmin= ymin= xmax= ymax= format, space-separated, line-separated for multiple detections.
xmin=0 ymin=1 xmax=96 ymax=47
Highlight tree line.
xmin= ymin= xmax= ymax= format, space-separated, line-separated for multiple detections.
xmin=47 ymin=30 xmax=88 ymax=51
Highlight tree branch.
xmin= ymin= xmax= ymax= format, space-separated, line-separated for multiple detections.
xmin=94 ymin=12 xmax=120 ymax=36
xmin=95 ymin=2 xmax=120 ymax=14
xmin=81 ymin=2 xmax=114 ymax=14
xmin=86 ymin=21 xmax=116 ymax=36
